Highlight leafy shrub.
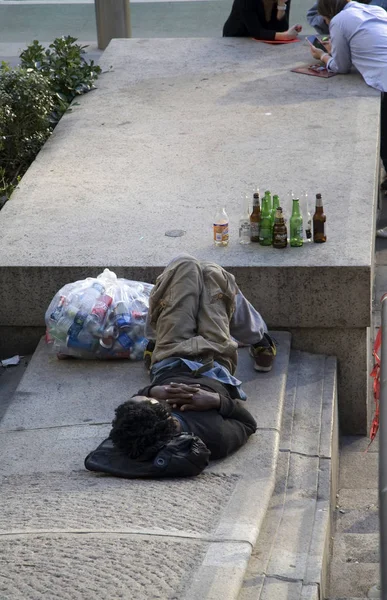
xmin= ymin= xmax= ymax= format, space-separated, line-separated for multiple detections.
xmin=0 ymin=36 xmax=102 ymax=204
xmin=0 ymin=66 xmax=54 ymax=189
xmin=20 ymin=36 xmax=102 ymax=123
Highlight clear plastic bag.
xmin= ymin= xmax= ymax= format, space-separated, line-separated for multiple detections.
xmin=45 ymin=269 xmax=154 ymax=360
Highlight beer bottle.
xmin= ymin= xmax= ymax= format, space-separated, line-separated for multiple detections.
xmin=213 ymin=207 xmax=229 ymax=246
xmin=272 ymin=207 xmax=288 ymax=249
xmin=259 ymin=193 xmax=272 ymax=246
xmin=313 ymin=193 xmax=326 ymax=243
xmin=271 ymin=194 xmax=280 ymax=231
xmin=290 ymin=198 xmax=303 ymax=247
xmin=250 ymin=191 xmax=261 ymax=243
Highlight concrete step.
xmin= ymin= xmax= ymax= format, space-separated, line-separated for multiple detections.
xmin=0 ymin=331 xmax=291 ymax=600
xmin=238 ymin=350 xmax=339 ymax=600
xmin=328 ymin=439 xmax=380 ymax=599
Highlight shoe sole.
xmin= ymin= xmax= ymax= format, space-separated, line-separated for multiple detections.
xmin=253 ymin=363 xmax=272 ymax=372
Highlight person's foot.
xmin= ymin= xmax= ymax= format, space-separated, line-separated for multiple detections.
xmin=249 ymin=333 xmax=277 ymax=372
xmin=377 ymin=227 xmax=387 ymax=238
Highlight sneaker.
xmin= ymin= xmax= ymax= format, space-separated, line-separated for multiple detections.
xmin=143 ymin=340 xmax=155 ymax=371
xmin=249 ymin=333 xmax=277 ymax=372
xmin=377 ymin=227 xmax=387 ymax=238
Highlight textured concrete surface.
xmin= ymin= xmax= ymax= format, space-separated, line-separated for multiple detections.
xmin=328 ymin=437 xmax=380 ymax=599
xmin=289 ymin=326 xmax=369 ymax=434
xmin=239 ymin=350 xmax=338 ymax=600
xmin=0 ymin=334 xmax=292 ymax=599
xmin=0 ymin=37 xmax=378 ymax=432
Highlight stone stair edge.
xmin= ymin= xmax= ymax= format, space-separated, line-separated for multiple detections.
xmin=238 ymin=348 xmax=338 ymax=600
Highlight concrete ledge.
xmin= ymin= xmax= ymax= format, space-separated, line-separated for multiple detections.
xmin=239 ymin=350 xmax=338 ymax=600
xmin=0 ymin=334 xmax=291 ymax=599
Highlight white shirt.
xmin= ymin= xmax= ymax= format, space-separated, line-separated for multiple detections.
xmin=327 ymin=1 xmax=387 ymax=92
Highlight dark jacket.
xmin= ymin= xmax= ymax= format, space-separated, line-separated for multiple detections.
xmin=223 ymin=0 xmax=290 ymax=40
xmin=137 ymin=367 xmax=257 ymax=460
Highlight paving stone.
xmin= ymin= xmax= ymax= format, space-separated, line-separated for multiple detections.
xmin=338 ymin=488 xmax=378 ymax=510
xmin=266 ymin=453 xmax=319 ymax=580
xmin=339 ymin=451 xmax=378 ymax=489
xmin=329 ymin=560 xmax=380 ymax=598
xmin=0 ymin=471 xmax=239 ymax=536
xmin=0 ymin=533 xmax=209 ymax=600
xmin=301 ymin=584 xmax=319 ymax=600
xmin=331 ymin=533 xmax=379 ymax=564
xmin=0 ymin=335 xmax=291 ymax=432
xmin=260 ymin=578 xmax=303 ymax=600
xmin=0 ymin=424 xmax=111 ymax=476
xmin=336 ymin=507 xmax=379 ymax=535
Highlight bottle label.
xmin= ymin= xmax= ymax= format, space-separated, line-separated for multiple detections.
xmin=239 ymin=222 xmax=250 ymax=236
xmin=251 ymin=223 xmax=259 ymax=237
xmin=213 ymin=223 xmax=229 ymax=243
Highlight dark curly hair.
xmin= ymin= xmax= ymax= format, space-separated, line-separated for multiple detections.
xmin=110 ymin=399 xmax=177 ymax=459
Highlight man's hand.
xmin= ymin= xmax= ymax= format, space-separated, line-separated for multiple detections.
xmin=149 ymin=384 xmax=197 ymax=401
xmin=165 ymin=382 xmax=221 ymax=412
xmin=309 ymin=43 xmax=324 ymax=60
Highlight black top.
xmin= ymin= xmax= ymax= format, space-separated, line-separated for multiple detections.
xmin=223 ymin=0 xmax=290 ymax=41
xmin=137 ymin=367 xmax=257 ymax=460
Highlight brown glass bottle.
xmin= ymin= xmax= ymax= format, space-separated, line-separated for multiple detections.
xmin=313 ymin=193 xmax=326 ymax=243
xmin=272 ymin=207 xmax=288 ymax=249
xmin=250 ymin=191 xmax=261 ymax=243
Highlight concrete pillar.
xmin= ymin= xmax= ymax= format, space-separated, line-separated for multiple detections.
xmin=94 ymin=0 xmax=132 ymax=51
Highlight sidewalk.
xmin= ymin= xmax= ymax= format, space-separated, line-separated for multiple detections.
xmin=0 ymin=0 xmax=314 ymax=65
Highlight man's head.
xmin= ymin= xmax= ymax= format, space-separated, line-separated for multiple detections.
xmin=317 ymin=0 xmax=370 ymax=22
xmin=110 ymin=397 xmax=178 ymax=459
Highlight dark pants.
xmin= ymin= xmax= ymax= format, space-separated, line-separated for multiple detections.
xmin=381 ymin=94 xmax=387 ymax=172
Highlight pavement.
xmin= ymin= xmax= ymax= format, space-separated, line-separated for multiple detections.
xmin=0 ymin=2 xmax=384 ymax=597
xmin=0 ymin=0 xmax=315 ymax=65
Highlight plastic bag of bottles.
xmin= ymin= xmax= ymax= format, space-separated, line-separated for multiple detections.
xmin=45 ymin=269 xmax=154 ymax=360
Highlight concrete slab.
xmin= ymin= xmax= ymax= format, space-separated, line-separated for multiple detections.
xmin=0 ymin=37 xmax=378 ymax=432
xmin=339 ymin=450 xmax=378 ymax=490
xmin=0 ymin=332 xmax=291 ymax=432
xmin=240 ymin=350 xmax=338 ymax=598
xmin=0 ymin=330 xmax=291 ymax=598
xmin=0 ymin=533 xmax=211 ymax=600
xmin=0 ymin=470 xmax=239 ymax=535
xmin=332 ymin=533 xmax=379 ymax=563
xmin=329 ymin=559 xmax=380 ymax=599
xmin=338 ymin=488 xmax=378 ymax=510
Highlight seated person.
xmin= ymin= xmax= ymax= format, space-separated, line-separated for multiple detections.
xmin=307 ymin=0 xmax=387 ymax=35
xmin=86 ymin=255 xmax=276 ymax=476
xmin=223 ymin=0 xmax=302 ymax=41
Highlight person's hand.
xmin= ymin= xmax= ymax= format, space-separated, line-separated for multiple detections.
xmin=322 ymin=40 xmax=332 ymax=53
xmin=309 ymin=43 xmax=324 ymax=60
xmin=285 ymin=24 xmax=302 ymax=39
xmin=150 ymin=383 xmax=200 ymax=401
xmin=165 ymin=382 xmax=221 ymax=412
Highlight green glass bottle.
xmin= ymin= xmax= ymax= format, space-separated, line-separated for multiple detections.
xmin=263 ymin=190 xmax=272 ymax=213
xmin=271 ymin=194 xmax=280 ymax=231
xmin=259 ymin=193 xmax=272 ymax=246
xmin=290 ymin=198 xmax=303 ymax=247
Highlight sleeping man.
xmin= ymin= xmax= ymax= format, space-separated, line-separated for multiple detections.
xmin=86 ymin=255 xmax=276 ymax=477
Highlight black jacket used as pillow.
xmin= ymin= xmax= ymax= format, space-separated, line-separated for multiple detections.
xmin=84 ymin=433 xmax=210 ymax=479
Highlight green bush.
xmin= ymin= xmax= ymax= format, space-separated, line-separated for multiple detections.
xmin=20 ymin=36 xmax=102 ymax=123
xmin=0 ymin=66 xmax=54 ymax=191
xmin=0 ymin=36 xmax=102 ymax=204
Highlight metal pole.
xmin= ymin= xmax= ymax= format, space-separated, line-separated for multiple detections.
xmin=94 ymin=0 xmax=132 ymax=51
xmin=380 ymin=293 xmax=387 ymax=599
